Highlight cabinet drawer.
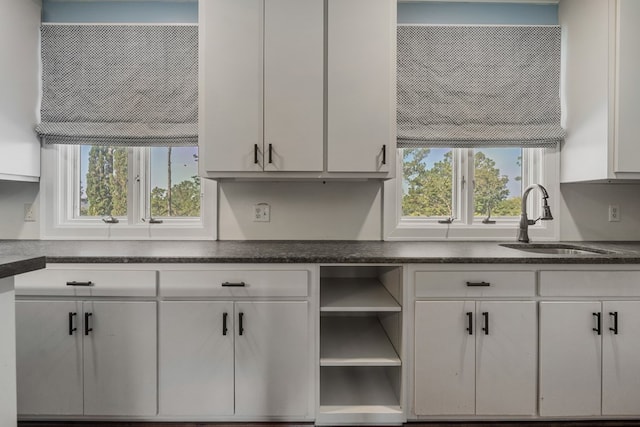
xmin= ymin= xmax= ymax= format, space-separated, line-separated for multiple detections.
xmin=15 ymin=269 xmax=157 ymax=297
xmin=415 ymin=271 xmax=535 ymax=298
xmin=539 ymin=270 xmax=640 ymax=297
xmin=160 ymin=269 xmax=309 ymax=298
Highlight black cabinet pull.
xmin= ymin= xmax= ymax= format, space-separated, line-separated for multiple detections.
xmin=222 ymin=312 xmax=228 ymax=336
xmin=482 ymin=312 xmax=489 ymax=335
xmin=268 ymin=144 xmax=273 ymax=164
xmin=222 ymin=282 xmax=246 ymax=287
xmin=85 ymin=312 xmax=93 ymax=336
xmin=593 ymin=312 xmax=601 ymax=335
xmin=68 ymin=312 xmax=77 ymax=335
xmin=239 ymin=312 xmax=244 ymax=336
xmin=66 ymin=281 xmax=94 ymax=287
xmin=466 ymin=312 xmax=473 ymax=335
xmin=382 ymin=145 xmax=387 ymax=165
xmin=466 ymin=281 xmax=490 ymax=287
xmin=254 ymin=144 xmax=259 ymax=164
xmin=609 ymin=311 xmax=619 ymax=335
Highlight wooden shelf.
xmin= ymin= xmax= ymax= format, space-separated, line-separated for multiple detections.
xmin=319 ymin=366 xmax=401 ymax=407
xmin=320 ymin=317 xmax=401 ymax=366
xmin=320 ymin=278 xmax=400 ymax=312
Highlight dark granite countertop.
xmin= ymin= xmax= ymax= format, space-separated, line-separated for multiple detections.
xmin=2 ymin=240 xmax=640 ymax=264
xmin=0 ymin=254 xmax=46 ymax=279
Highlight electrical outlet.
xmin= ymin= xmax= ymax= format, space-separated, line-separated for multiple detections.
xmin=608 ymin=204 xmax=620 ymax=222
xmin=24 ymin=203 xmax=36 ymax=222
xmin=253 ymin=203 xmax=270 ymax=222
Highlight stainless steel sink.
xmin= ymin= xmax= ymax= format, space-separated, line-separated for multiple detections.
xmin=499 ymin=243 xmax=616 ymax=255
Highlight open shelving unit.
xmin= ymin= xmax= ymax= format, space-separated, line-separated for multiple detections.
xmin=317 ymin=266 xmax=404 ymax=426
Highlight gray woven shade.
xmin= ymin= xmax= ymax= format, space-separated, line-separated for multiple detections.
xmin=36 ymin=25 xmax=198 ymax=146
xmin=397 ymin=25 xmax=564 ymax=149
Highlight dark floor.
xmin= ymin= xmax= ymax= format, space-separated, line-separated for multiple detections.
xmin=17 ymin=421 xmax=640 ymax=427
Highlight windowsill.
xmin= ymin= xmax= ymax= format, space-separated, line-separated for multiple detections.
xmin=385 ymin=223 xmax=557 ymax=241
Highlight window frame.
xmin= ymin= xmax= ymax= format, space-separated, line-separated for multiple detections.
xmin=383 ymin=145 xmax=559 ymax=241
xmin=41 ymin=144 xmax=216 ymax=240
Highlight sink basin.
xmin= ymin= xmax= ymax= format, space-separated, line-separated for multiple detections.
xmin=500 ymin=243 xmax=615 ymax=255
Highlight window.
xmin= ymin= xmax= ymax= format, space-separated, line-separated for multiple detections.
xmin=384 ymin=146 xmax=558 ymax=240
xmin=42 ymin=144 xmax=216 ymax=239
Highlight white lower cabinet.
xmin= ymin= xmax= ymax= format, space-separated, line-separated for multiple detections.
xmin=159 ymin=300 xmax=309 ymax=418
xmin=539 ymin=300 xmax=640 ymax=416
xmin=83 ymin=301 xmax=157 ymax=416
xmin=159 ymin=301 xmax=234 ymax=416
xmin=414 ymin=301 xmax=537 ymax=416
xmin=158 ymin=267 xmax=312 ymax=419
xmin=15 ymin=300 xmax=157 ymax=416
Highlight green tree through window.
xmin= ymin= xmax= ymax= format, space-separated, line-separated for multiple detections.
xmin=85 ymin=146 xmax=127 ymax=217
xmin=402 ymin=148 xmax=522 ymax=220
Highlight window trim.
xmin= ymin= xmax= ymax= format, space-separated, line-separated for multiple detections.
xmin=40 ymin=144 xmax=217 ymax=240
xmin=383 ymin=146 xmax=559 ymax=241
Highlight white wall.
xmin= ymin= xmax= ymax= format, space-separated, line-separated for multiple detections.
xmin=0 ymin=181 xmax=40 ymax=240
xmin=560 ymin=183 xmax=640 ymax=241
xmin=218 ymin=181 xmax=382 ymax=240
xmin=2 ymin=179 xmax=640 ymax=242
xmin=217 ymin=180 xmax=640 ymax=241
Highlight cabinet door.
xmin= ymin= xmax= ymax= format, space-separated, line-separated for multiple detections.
xmin=0 ymin=0 xmax=40 ymax=181
xmin=83 ymin=301 xmax=157 ymax=416
xmin=614 ymin=0 xmax=640 ymax=173
xmin=539 ymin=302 xmax=602 ymax=416
xmin=201 ymin=0 xmax=263 ymax=173
xmin=264 ymin=0 xmax=323 ymax=172
xmin=602 ymin=301 xmax=640 ymax=415
xmin=235 ymin=301 xmax=309 ymax=417
xmin=159 ymin=301 xmax=234 ymax=416
xmin=15 ymin=300 xmax=83 ymax=415
xmin=476 ymin=301 xmax=536 ymax=416
xmin=414 ymin=301 xmax=475 ymax=415
xmin=327 ymin=0 xmax=394 ymax=173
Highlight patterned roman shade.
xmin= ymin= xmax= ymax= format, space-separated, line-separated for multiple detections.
xmin=397 ymin=25 xmax=564 ymax=148
xmin=36 ymin=24 xmax=197 ymax=146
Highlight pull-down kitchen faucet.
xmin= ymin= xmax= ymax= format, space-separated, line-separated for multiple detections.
xmin=517 ymin=184 xmax=553 ymax=243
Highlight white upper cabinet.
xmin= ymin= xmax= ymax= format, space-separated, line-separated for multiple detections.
xmin=0 ymin=0 xmax=41 ymax=182
xmin=560 ymin=0 xmax=640 ymax=182
xmin=327 ymin=0 xmax=395 ymax=174
xmin=200 ymin=0 xmax=323 ymax=175
xmin=264 ymin=0 xmax=324 ymax=173
xmin=199 ymin=0 xmax=396 ymax=179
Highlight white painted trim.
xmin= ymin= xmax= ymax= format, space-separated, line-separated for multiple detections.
xmin=383 ymin=147 xmax=560 ymax=241
xmin=0 ymin=173 xmax=39 ymax=183
xmin=398 ymin=0 xmax=558 ymax=3
xmin=40 ymin=145 xmax=217 ymax=240
xmin=41 ymin=23 xmax=198 ymax=26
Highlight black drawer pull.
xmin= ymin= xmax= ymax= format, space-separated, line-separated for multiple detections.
xmin=268 ymin=144 xmax=273 ymax=164
xmin=593 ymin=312 xmax=601 ymax=335
xmin=466 ymin=281 xmax=490 ymax=287
xmin=254 ymin=144 xmax=259 ymax=164
xmin=609 ymin=312 xmax=619 ymax=335
xmin=69 ymin=312 xmax=77 ymax=335
xmin=85 ymin=312 xmax=93 ymax=336
xmin=223 ymin=312 xmax=228 ymax=336
xmin=239 ymin=312 xmax=244 ymax=336
xmin=482 ymin=312 xmax=489 ymax=335
xmin=67 ymin=281 xmax=94 ymax=287
xmin=382 ymin=145 xmax=387 ymax=165
xmin=222 ymin=282 xmax=246 ymax=287
xmin=466 ymin=312 xmax=473 ymax=335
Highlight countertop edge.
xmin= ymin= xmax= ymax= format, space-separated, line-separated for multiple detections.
xmin=43 ymin=255 xmax=640 ymax=264
xmin=0 ymin=257 xmax=47 ymax=279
